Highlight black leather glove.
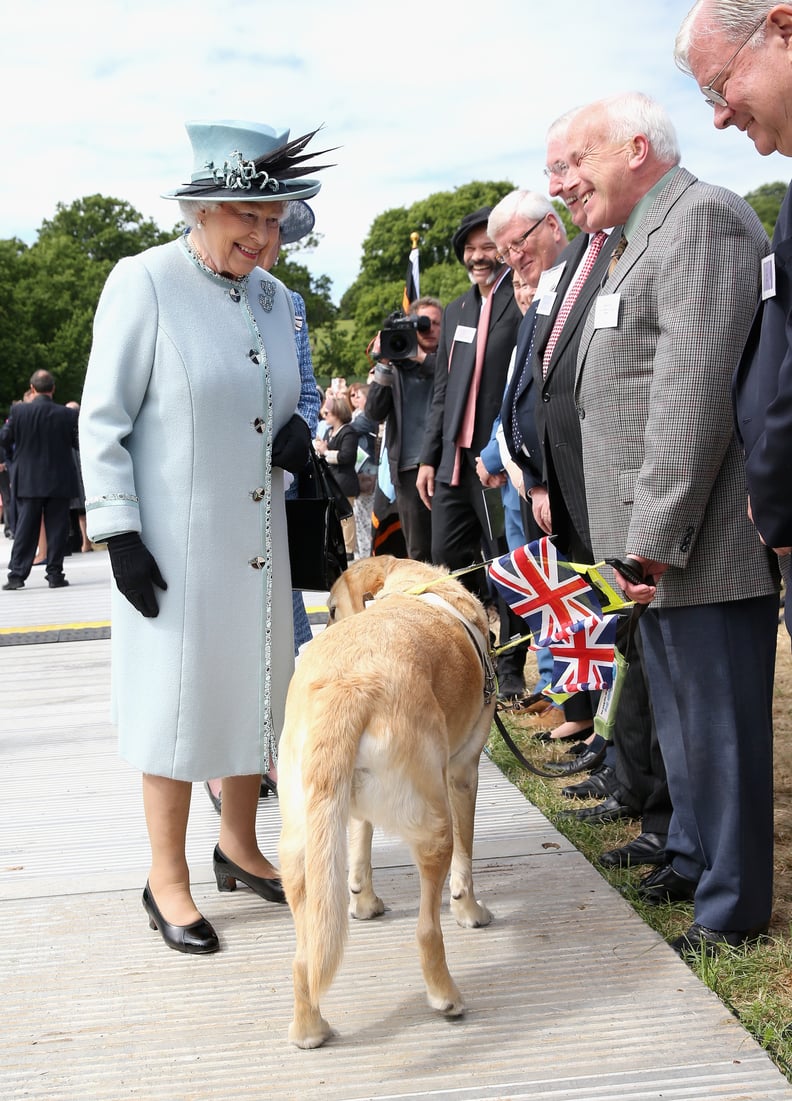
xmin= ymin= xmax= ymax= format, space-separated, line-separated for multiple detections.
xmin=271 ymin=413 xmax=312 ymax=473
xmin=106 ymin=532 xmax=167 ymax=618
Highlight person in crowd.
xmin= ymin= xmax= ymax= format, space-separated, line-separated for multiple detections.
xmin=313 ymin=392 xmax=359 ymax=558
xmin=65 ymin=401 xmax=92 ymax=554
xmin=565 ymin=91 xmax=778 ymax=956
xmin=78 ymin=118 xmax=331 ymax=955
xmin=1 ymin=369 xmax=79 ymax=590
xmin=416 ymin=206 xmax=526 ymax=699
xmin=366 ymin=295 xmax=442 ymax=562
xmin=476 ymin=273 xmax=555 ymax=698
xmin=675 ymin=0 xmax=792 ymax=639
xmin=347 ymin=381 xmax=379 ymax=558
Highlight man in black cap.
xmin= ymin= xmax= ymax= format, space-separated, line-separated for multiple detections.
xmin=416 ymin=207 xmax=524 ymax=696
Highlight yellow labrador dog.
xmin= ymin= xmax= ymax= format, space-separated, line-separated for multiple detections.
xmin=278 ymin=556 xmax=496 ymax=1049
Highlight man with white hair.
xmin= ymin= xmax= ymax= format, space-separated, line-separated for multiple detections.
xmin=675 ymin=2 xmax=792 ymax=638
xmin=567 ymin=91 xmax=779 ymax=956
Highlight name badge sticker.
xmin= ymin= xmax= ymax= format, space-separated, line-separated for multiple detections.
xmin=594 ymin=293 xmax=621 ymax=329
xmin=535 ymin=261 xmax=566 ymax=297
xmin=536 ymin=292 xmax=557 ymax=316
xmin=453 ymin=324 xmax=477 ymax=344
xmin=761 ymin=253 xmax=777 ymax=300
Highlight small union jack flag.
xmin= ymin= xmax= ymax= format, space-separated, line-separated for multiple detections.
xmin=546 ymin=614 xmax=618 ymax=694
xmin=488 ymin=537 xmax=603 ymax=647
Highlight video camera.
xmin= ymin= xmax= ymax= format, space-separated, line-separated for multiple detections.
xmin=378 ymin=310 xmax=431 ymax=362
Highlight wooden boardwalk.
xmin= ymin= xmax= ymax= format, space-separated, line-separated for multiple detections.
xmin=1 ymin=540 xmax=791 ymax=1100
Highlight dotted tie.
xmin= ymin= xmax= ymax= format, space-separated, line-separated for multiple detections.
xmin=542 ymin=231 xmax=608 ymax=376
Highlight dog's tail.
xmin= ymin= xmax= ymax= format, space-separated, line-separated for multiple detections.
xmin=302 ymin=679 xmax=376 ymax=1003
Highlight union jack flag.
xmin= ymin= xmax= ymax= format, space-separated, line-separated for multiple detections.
xmin=488 ymin=537 xmax=603 ymax=647
xmin=546 ymin=614 xmax=618 ymax=694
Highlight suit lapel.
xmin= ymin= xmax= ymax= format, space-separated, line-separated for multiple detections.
xmin=542 ymin=231 xmax=622 ymax=377
xmin=575 ymin=168 xmax=699 ymax=385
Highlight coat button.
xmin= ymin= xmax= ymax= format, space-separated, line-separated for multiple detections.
xmin=249 ymin=556 xmax=266 ymax=570
xmin=248 ymin=349 xmax=261 ymax=364
xmin=250 ymin=488 xmax=265 ymax=502
xmin=229 ymin=287 xmax=241 ymax=302
xmin=542 ymin=393 xmax=550 ymax=403
xmin=577 ymin=407 xmax=585 ymax=420
xmin=252 ymin=417 xmax=265 ymax=434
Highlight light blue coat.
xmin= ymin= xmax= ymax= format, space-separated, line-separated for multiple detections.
xmin=80 ymin=237 xmax=300 ymax=780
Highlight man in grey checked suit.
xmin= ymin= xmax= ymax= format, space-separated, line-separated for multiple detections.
xmin=567 ymin=91 xmax=780 ymax=957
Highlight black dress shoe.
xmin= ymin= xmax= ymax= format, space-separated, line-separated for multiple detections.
xmin=599 ymin=831 xmax=667 ymax=868
xmin=669 ymin=921 xmax=768 ymax=957
xmin=260 ymin=774 xmax=278 ymax=798
xmin=562 ymin=765 xmax=616 ymax=799
xmin=2 ymin=577 xmax=24 ymax=590
xmin=635 ymin=863 xmax=697 ymax=905
xmin=213 ymin=844 xmax=286 ymax=904
xmin=564 ymin=794 xmax=636 ymax=824
xmin=47 ymin=575 xmax=69 ymax=588
xmin=142 ymin=883 xmax=219 ymax=954
xmin=544 ymin=742 xmax=606 ymax=776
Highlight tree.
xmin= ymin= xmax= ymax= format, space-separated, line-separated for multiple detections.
xmin=743 ymin=182 xmax=788 ymax=238
xmin=0 ymin=197 xmax=175 ymax=409
xmin=38 ymin=195 xmax=172 ymax=263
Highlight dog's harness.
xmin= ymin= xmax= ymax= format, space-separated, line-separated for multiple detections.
xmin=415 ymin=592 xmax=497 ymax=705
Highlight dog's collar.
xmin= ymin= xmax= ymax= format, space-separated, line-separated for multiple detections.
xmin=416 ymin=592 xmax=497 ymax=705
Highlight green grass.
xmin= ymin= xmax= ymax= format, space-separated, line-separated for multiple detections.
xmin=487 ymin=708 xmax=792 ymax=1083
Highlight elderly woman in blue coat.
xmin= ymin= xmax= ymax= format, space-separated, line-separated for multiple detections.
xmin=79 ymin=120 xmax=332 ymax=954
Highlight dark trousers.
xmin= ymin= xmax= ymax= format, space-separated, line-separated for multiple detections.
xmin=8 ymin=496 xmax=71 ymax=581
xmin=0 ymin=467 xmax=12 ymax=534
xmin=609 ymin=614 xmax=671 ymax=836
xmin=431 ymin=464 xmax=528 ymax=684
xmin=395 ymin=467 xmax=432 ymax=562
xmin=640 ymin=595 xmax=778 ymax=931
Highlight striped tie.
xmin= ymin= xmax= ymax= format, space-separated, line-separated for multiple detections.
xmin=542 ymin=231 xmax=608 ymax=376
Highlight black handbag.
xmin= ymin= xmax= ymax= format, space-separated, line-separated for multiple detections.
xmin=286 ymin=450 xmax=350 ymax=591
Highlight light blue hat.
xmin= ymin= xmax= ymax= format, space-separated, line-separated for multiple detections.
xmin=162 ymin=120 xmax=333 ymax=202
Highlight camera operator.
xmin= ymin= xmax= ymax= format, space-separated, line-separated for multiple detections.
xmin=365 ymin=296 xmax=442 ymax=562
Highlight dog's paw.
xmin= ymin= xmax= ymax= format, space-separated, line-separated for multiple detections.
xmin=349 ymin=892 xmax=385 ymax=920
xmin=427 ymin=988 xmax=466 ymax=1018
xmin=451 ymin=896 xmax=493 ymax=929
xmin=288 ymin=1016 xmax=334 ymax=1049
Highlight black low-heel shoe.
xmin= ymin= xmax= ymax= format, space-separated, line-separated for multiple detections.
xmin=142 ymin=883 xmax=219 ymax=954
xmin=213 ymin=845 xmax=286 ymax=904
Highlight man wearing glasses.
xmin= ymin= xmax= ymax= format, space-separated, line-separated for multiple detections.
xmin=675 ymin=3 xmax=792 ymax=639
xmin=416 ymin=207 xmax=525 ymax=697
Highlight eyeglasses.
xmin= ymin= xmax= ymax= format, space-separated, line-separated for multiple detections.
xmin=543 ymin=161 xmax=569 ymax=179
xmin=495 ymin=216 xmax=547 ymax=264
xmin=701 ymin=16 xmax=765 ymax=107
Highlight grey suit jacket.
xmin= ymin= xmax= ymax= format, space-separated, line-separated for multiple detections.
xmin=575 ymin=167 xmax=778 ymax=608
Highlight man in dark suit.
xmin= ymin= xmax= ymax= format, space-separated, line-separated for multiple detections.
xmin=506 ymin=117 xmax=673 ymax=871
xmin=570 ymin=91 xmax=778 ymax=956
xmin=675 ymin=1 xmax=792 ymax=636
xmin=416 ymin=206 xmax=525 ymax=696
xmin=1 ymin=370 xmax=79 ymax=590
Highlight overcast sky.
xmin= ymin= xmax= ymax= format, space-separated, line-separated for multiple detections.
xmin=4 ymin=0 xmax=790 ymax=303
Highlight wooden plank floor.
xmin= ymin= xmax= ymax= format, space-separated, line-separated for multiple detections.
xmin=1 ymin=539 xmax=790 ymax=1100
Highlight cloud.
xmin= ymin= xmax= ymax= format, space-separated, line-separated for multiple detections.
xmin=2 ymin=0 xmax=789 ymax=303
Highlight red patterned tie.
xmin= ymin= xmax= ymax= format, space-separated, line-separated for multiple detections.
xmin=542 ymin=231 xmax=608 ymax=377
